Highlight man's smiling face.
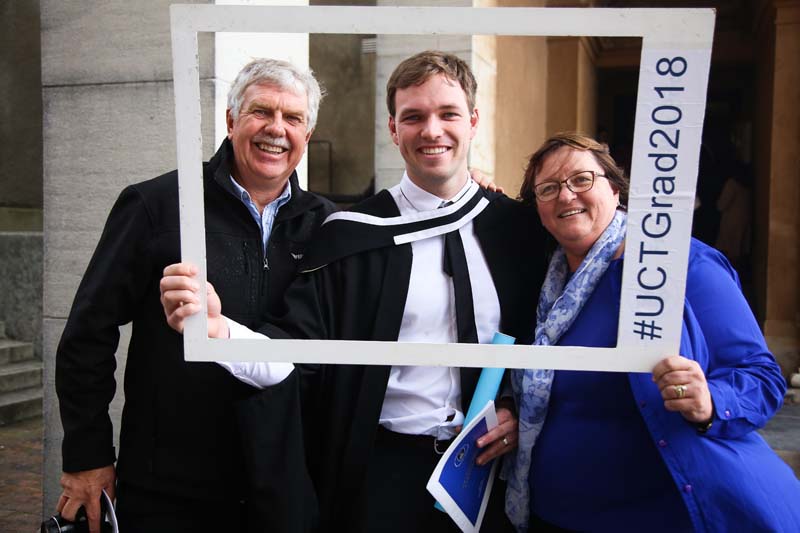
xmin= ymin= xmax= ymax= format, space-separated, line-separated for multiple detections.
xmin=388 ymin=74 xmax=478 ymax=195
xmin=226 ymin=82 xmax=312 ymax=189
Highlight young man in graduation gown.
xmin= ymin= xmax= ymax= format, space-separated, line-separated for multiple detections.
xmin=161 ymin=51 xmax=547 ymax=532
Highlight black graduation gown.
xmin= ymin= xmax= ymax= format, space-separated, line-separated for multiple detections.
xmin=235 ymin=189 xmax=548 ymax=532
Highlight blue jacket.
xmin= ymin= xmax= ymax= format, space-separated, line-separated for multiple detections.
xmin=629 ymin=240 xmax=800 ymax=532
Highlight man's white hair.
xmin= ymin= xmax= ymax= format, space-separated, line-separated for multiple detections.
xmin=227 ymin=58 xmax=325 ymax=130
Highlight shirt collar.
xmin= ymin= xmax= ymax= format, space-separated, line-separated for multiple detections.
xmin=399 ymin=172 xmax=472 ymax=213
xmin=228 ymin=175 xmax=292 ymax=210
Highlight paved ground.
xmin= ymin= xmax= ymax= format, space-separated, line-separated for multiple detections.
xmin=759 ymin=401 xmax=800 ymax=474
xmin=0 ymin=417 xmax=42 ymax=533
xmin=0 ymin=404 xmax=798 ymax=532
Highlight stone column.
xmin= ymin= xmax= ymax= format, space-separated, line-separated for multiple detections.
xmin=0 ymin=0 xmax=43 ymax=355
xmin=41 ymin=0 xmax=307 ymax=515
xmin=494 ymin=0 xmax=547 ymax=195
xmin=0 ymin=1 xmax=42 ymax=232
xmin=545 ymin=36 xmax=597 ymax=137
xmin=755 ymin=0 xmax=800 ymax=377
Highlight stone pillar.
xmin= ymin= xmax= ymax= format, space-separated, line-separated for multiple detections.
xmin=471 ymin=33 xmax=499 ymax=182
xmin=546 ymin=36 xmax=597 ymax=137
xmin=0 ymin=0 xmax=43 ymax=354
xmin=41 ymin=0 xmax=307 ymax=515
xmin=493 ymin=0 xmax=547 ymax=195
xmin=755 ymin=0 xmax=800 ymax=377
xmin=0 ymin=1 xmax=42 ymax=232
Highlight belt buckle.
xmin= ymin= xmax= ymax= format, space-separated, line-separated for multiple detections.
xmin=434 ymin=438 xmax=450 ymax=455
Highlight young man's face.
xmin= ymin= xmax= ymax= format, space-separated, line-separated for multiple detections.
xmin=388 ymin=74 xmax=478 ymax=194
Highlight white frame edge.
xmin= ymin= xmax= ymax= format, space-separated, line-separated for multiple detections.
xmin=170 ymin=5 xmax=715 ymax=372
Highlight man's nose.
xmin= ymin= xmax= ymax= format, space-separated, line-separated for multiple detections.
xmin=263 ymin=113 xmax=286 ymax=136
xmin=421 ymin=117 xmax=443 ymax=139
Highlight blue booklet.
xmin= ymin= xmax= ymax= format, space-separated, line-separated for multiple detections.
xmin=426 ymin=400 xmax=498 ymax=532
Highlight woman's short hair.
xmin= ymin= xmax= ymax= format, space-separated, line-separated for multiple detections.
xmin=386 ymin=50 xmax=477 ymax=117
xmin=227 ymin=58 xmax=325 ymax=130
xmin=519 ymin=132 xmax=629 ymax=207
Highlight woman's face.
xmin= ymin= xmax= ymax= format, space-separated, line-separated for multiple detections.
xmin=534 ymin=146 xmax=620 ymax=258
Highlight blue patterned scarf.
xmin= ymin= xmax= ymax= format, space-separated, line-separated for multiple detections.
xmin=504 ymin=209 xmax=627 ymax=530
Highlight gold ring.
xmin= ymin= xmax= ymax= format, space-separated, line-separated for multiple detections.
xmin=502 ymin=436 xmax=509 ymax=446
xmin=674 ymin=384 xmax=687 ymax=399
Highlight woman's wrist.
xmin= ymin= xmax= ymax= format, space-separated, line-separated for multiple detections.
xmin=695 ymin=417 xmax=713 ymax=434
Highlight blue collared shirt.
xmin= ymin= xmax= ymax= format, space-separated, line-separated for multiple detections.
xmin=228 ymin=176 xmax=292 ymax=260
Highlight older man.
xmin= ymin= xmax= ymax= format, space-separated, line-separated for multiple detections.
xmin=55 ymin=59 xmax=336 ymax=533
xmin=162 ymin=51 xmax=548 ymax=532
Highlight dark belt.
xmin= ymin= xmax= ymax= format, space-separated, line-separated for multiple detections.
xmin=376 ymin=425 xmax=455 ymax=455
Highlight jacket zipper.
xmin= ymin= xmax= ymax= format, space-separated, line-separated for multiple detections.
xmin=261 ymin=241 xmax=269 ymax=301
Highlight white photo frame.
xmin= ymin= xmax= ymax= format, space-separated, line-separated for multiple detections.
xmin=170 ymin=5 xmax=715 ymax=372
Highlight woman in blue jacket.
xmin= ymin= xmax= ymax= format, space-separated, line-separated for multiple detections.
xmin=504 ymin=132 xmax=800 ymax=532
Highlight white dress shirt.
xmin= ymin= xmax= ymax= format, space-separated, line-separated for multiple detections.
xmin=380 ymin=174 xmax=500 ymax=438
xmin=223 ymin=173 xmax=501 ymax=440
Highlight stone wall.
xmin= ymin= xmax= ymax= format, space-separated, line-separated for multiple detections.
xmin=0 ymin=233 xmax=42 ymax=356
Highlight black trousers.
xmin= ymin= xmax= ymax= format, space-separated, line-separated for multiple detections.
xmin=359 ymin=427 xmax=514 ymax=533
xmin=115 ymin=481 xmax=247 ymax=533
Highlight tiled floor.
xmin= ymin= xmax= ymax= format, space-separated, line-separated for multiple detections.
xmin=0 ymin=416 xmax=42 ymax=533
xmin=0 ymin=404 xmax=798 ymax=533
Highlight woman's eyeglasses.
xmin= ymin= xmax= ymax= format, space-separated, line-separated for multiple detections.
xmin=533 ymin=170 xmax=606 ymax=202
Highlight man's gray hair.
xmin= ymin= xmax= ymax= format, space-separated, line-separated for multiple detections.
xmin=227 ymin=58 xmax=325 ymax=130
